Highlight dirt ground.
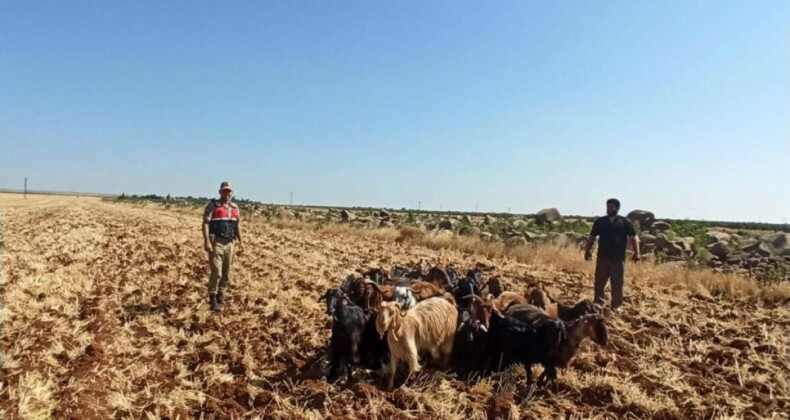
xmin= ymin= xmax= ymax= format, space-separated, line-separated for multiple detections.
xmin=1 ymin=194 xmax=788 ymax=419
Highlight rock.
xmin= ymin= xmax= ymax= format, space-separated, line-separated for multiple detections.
xmin=461 ymin=215 xmax=472 ymax=224
xmin=641 ymin=243 xmax=656 ymax=254
xmin=438 ymin=220 xmax=455 ymax=230
xmin=483 ymin=214 xmax=495 ymax=225
xmin=626 ymin=210 xmax=656 ymax=231
xmin=676 ymin=237 xmax=695 ymax=252
xmin=535 ymin=208 xmax=562 ymax=225
xmin=739 ymin=240 xmax=759 ymax=252
xmin=706 ymin=231 xmax=732 ymax=245
xmin=379 ymin=220 xmax=394 ymax=228
xmin=695 ymin=248 xmax=715 ymax=264
xmin=480 ymin=232 xmax=494 ymax=241
xmin=656 ymin=234 xmax=684 ymax=256
xmin=754 ymin=242 xmax=775 ymax=258
xmin=275 ymin=207 xmax=294 ymax=219
xmin=639 ymin=233 xmax=656 ymax=245
xmin=763 ymin=232 xmax=789 ymax=250
xmin=651 ymin=221 xmax=671 ymax=233
xmin=513 ymin=220 xmax=529 ymax=230
xmin=552 ymin=233 xmax=570 ymax=247
xmin=470 ymin=227 xmax=482 ymax=236
xmin=524 ymin=231 xmax=547 ymax=242
xmin=379 ymin=209 xmax=391 ymax=218
xmin=507 ymin=236 xmax=528 ymax=247
xmin=726 ymin=252 xmax=749 ymax=265
xmin=707 ymin=242 xmax=729 ymax=259
xmin=340 ymin=209 xmax=356 ymax=222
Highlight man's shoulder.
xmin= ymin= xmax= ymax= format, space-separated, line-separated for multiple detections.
xmin=618 ymin=215 xmax=633 ymax=225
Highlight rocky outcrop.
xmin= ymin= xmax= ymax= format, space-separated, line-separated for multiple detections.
xmin=535 ymin=208 xmax=562 ymax=225
xmin=626 ymin=210 xmax=656 ymax=231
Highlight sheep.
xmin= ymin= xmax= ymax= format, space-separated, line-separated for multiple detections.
xmin=494 ymin=306 xmax=608 ymax=386
xmin=526 ymin=287 xmax=600 ymax=322
xmin=451 ymin=311 xmax=489 ymax=379
xmin=318 ymin=289 xmax=370 ymax=382
xmin=375 ymin=297 xmax=458 ymax=390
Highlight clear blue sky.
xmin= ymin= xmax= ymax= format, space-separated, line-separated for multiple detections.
xmin=1 ymin=1 xmax=788 ymax=222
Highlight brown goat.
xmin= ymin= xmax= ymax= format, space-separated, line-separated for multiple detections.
xmin=465 ymin=294 xmax=495 ymax=329
xmin=423 ymin=267 xmax=453 ymax=291
xmin=526 ymin=287 xmax=600 ymax=322
xmin=479 ymin=276 xmax=504 ymax=297
xmin=364 ymin=280 xmax=395 ymax=301
xmin=492 ymin=291 xmax=527 ymax=311
xmin=409 ymin=281 xmax=445 ymax=301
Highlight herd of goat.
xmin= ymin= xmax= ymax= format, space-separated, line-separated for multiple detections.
xmin=318 ymin=264 xmax=609 ymax=390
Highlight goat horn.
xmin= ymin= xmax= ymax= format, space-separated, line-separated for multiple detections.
xmin=463 ymin=294 xmax=484 ymax=303
xmin=364 ymin=279 xmax=383 ymax=294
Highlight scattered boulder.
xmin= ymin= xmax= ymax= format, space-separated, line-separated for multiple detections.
xmin=379 ymin=209 xmax=391 ymax=218
xmin=656 ymin=234 xmax=684 ymax=256
xmin=340 ymin=209 xmax=356 ymax=222
xmin=379 ymin=220 xmax=394 ymax=229
xmin=650 ymin=221 xmax=671 ymax=233
xmin=275 ymin=207 xmax=294 ymax=219
xmin=480 ymin=232 xmax=494 ymax=241
xmin=676 ymin=237 xmax=696 ymax=252
xmin=461 ymin=215 xmax=472 ymax=224
xmin=507 ymin=237 xmax=528 ymax=247
xmin=707 ymin=242 xmax=729 ymax=259
xmin=483 ymin=214 xmax=495 ymax=225
xmin=470 ymin=227 xmax=482 ymax=236
xmin=626 ymin=210 xmax=656 ymax=231
xmin=513 ymin=220 xmax=529 ymax=230
xmin=552 ymin=233 xmax=570 ymax=247
xmin=641 ymin=243 xmax=656 ymax=254
xmin=763 ymin=232 xmax=789 ymax=250
xmin=754 ymin=242 xmax=775 ymax=258
xmin=639 ymin=233 xmax=656 ymax=246
xmin=706 ymin=231 xmax=732 ymax=245
xmin=438 ymin=220 xmax=455 ymax=230
xmin=535 ymin=208 xmax=562 ymax=225
xmin=524 ymin=231 xmax=547 ymax=242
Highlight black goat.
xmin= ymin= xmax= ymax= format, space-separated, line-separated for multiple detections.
xmin=453 ymin=269 xmax=485 ymax=310
xmin=451 ymin=311 xmax=489 ymax=379
xmin=485 ymin=309 xmax=567 ymax=386
xmin=318 ymin=289 xmax=372 ymax=382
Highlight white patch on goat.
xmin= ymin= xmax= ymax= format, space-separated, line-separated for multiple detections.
xmin=394 ymin=286 xmax=416 ymax=310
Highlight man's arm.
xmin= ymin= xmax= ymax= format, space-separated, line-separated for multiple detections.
xmin=584 ymin=219 xmax=599 ymax=261
xmin=629 ymin=235 xmax=640 ymax=261
xmin=202 ymin=203 xmax=214 ymax=252
xmin=627 ymin=219 xmax=640 ymax=261
xmin=235 ymin=218 xmax=244 ymax=252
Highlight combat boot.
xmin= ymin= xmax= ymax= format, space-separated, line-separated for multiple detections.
xmin=216 ymin=291 xmax=224 ymax=306
xmin=209 ymin=294 xmax=220 ymax=312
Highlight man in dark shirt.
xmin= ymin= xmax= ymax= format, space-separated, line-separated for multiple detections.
xmin=583 ymin=198 xmax=640 ymax=310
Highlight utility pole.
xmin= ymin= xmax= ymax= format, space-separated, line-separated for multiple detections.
xmin=290 ymin=192 xmax=293 ymax=206
xmin=475 ymin=204 xmax=478 ymax=213
xmin=24 ymin=177 xmax=28 ymax=199
xmin=418 ymin=201 xmax=421 ymax=211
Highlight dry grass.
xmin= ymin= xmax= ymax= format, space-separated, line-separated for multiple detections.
xmin=1 ymin=194 xmax=789 ymax=419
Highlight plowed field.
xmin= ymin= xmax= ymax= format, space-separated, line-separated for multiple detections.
xmin=1 ymin=195 xmax=788 ymax=419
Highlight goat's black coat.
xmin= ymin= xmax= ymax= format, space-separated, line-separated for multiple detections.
xmin=451 ymin=313 xmax=489 ymax=379
xmin=557 ymin=300 xmax=600 ymax=322
xmin=320 ymin=289 xmax=387 ymax=382
xmin=485 ymin=312 xmax=566 ymax=385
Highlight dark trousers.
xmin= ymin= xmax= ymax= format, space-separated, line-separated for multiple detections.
xmin=594 ymin=258 xmax=625 ymax=309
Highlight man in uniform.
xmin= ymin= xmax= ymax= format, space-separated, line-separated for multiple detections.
xmin=202 ymin=181 xmax=244 ymax=311
xmin=583 ymin=198 xmax=640 ymax=311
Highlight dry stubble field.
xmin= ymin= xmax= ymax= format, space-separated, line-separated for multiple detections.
xmin=1 ymin=194 xmax=788 ymax=419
